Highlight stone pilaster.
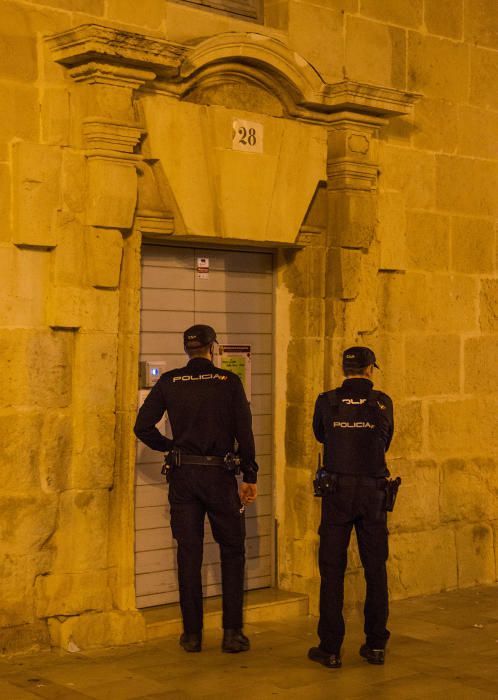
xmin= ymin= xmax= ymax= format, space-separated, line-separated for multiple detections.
xmin=36 ymin=26 xmax=174 ymax=641
xmin=325 ymin=111 xmax=385 ymax=358
xmin=45 ymin=30 xmax=155 ymax=330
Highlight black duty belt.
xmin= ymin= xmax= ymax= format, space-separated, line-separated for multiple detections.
xmin=333 ymin=473 xmax=387 ymax=490
xmin=180 ymin=455 xmax=226 ymax=466
xmin=162 ymin=449 xmax=241 ymax=474
xmin=334 ymin=473 xmax=387 ymax=481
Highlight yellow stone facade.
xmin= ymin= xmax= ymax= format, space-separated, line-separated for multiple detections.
xmin=0 ymin=0 xmax=497 ymax=653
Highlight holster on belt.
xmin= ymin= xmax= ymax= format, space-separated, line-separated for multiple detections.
xmin=385 ymin=476 xmax=402 ymax=512
xmin=313 ymin=469 xmax=338 ymax=497
xmin=312 ymin=454 xmax=337 ymax=497
xmin=161 ymin=448 xmax=180 ymax=481
xmin=223 ymin=452 xmax=241 ymax=474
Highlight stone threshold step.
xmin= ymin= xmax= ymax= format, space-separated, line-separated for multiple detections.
xmin=142 ymin=588 xmax=309 ymax=641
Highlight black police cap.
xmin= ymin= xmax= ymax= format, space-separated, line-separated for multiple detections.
xmin=342 ymin=346 xmax=379 ymax=371
xmin=183 ymin=324 xmax=217 ymax=349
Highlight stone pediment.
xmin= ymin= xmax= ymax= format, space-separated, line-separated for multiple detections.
xmin=47 ymin=25 xmax=420 ymax=121
xmin=45 ymin=23 xmax=421 ymax=245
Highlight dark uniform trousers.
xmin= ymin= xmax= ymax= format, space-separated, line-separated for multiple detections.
xmin=168 ymin=464 xmax=246 ymax=634
xmin=318 ymin=474 xmax=390 ymax=654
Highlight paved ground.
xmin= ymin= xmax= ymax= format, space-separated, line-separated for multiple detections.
xmin=1 ymin=585 xmax=497 ymax=699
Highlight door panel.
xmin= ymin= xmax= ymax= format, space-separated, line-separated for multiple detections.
xmin=141 ymin=266 xmax=194 ymax=290
xmin=195 ymin=270 xmax=273 ymax=294
xmin=141 ymin=289 xmax=195 ymax=311
xmin=195 ymin=290 xmax=272 ymax=314
xmin=135 ymin=245 xmax=274 ymax=609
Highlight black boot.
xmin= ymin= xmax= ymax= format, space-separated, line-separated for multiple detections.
xmin=179 ymin=632 xmax=202 ymax=652
xmin=359 ymin=644 xmax=385 ymax=665
xmin=222 ymin=628 xmax=250 ymax=653
xmin=308 ymin=647 xmax=342 ymax=669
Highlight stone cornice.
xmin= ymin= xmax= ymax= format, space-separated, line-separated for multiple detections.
xmin=83 ymin=118 xmax=143 ymax=154
xmin=68 ymin=62 xmax=156 ymax=88
xmin=46 ymin=23 xmax=185 ymax=78
xmin=46 ymin=24 xmax=421 ymax=120
xmin=326 ymin=110 xmax=387 ymax=131
xmin=327 ymin=162 xmax=378 ymax=191
xmin=326 ymin=111 xmax=384 ymax=192
xmin=319 ymin=80 xmax=420 ymax=118
xmin=180 ymin=34 xmax=420 ymax=120
xmin=180 ymin=32 xmax=325 ymax=106
xmin=135 ymin=212 xmax=175 ymax=237
xmin=86 ymin=152 xmax=141 ymax=165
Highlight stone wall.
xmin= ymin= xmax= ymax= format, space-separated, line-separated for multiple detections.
xmin=277 ymin=0 xmax=498 ymax=609
xmin=0 ymin=0 xmax=496 ymax=653
xmin=0 ymin=0 xmax=151 ymax=654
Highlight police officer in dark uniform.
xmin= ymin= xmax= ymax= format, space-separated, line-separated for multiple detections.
xmin=308 ymin=346 xmax=394 ymax=669
xmin=134 ymin=324 xmax=258 ymax=654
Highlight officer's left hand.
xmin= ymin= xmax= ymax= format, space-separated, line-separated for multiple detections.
xmin=239 ymin=482 xmax=257 ymax=505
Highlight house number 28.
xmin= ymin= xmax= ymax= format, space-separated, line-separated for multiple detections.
xmin=237 ymin=126 xmax=257 ymax=146
xmin=232 ymin=119 xmax=263 ymax=153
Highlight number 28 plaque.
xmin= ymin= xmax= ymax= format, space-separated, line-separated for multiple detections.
xmin=232 ymin=119 xmax=264 ymax=153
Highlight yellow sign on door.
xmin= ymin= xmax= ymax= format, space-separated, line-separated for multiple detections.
xmin=217 ymin=344 xmax=252 ymax=401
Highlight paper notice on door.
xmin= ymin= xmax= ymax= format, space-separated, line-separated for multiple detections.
xmin=196 ymin=256 xmax=209 ymax=279
xmin=217 ymin=345 xmax=252 ymax=401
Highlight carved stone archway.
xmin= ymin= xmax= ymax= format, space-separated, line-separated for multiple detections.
xmin=47 ymin=24 xmax=419 ymax=249
xmin=43 ymin=24 xmax=419 ymax=648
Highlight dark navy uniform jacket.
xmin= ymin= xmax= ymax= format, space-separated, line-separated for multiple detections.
xmin=134 ymin=357 xmax=258 ymax=483
xmin=313 ymin=378 xmax=394 ymax=477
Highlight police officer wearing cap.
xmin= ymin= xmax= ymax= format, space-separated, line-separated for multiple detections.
xmin=134 ymin=324 xmax=258 ymax=654
xmin=308 ymin=346 xmax=394 ymax=669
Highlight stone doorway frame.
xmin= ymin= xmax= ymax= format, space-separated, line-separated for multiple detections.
xmin=45 ymin=23 xmax=419 ymax=645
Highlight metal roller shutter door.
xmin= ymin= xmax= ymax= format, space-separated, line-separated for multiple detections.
xmin=135 ymin=245 xmax=274 ymax=608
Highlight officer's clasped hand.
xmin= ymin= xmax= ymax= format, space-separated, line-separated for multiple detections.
xmin=239 ymin=482 xmax=257 ymax=505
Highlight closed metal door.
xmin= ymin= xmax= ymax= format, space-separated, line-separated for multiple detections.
xmin=135 ymin=245 xmax=273 ymax=608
